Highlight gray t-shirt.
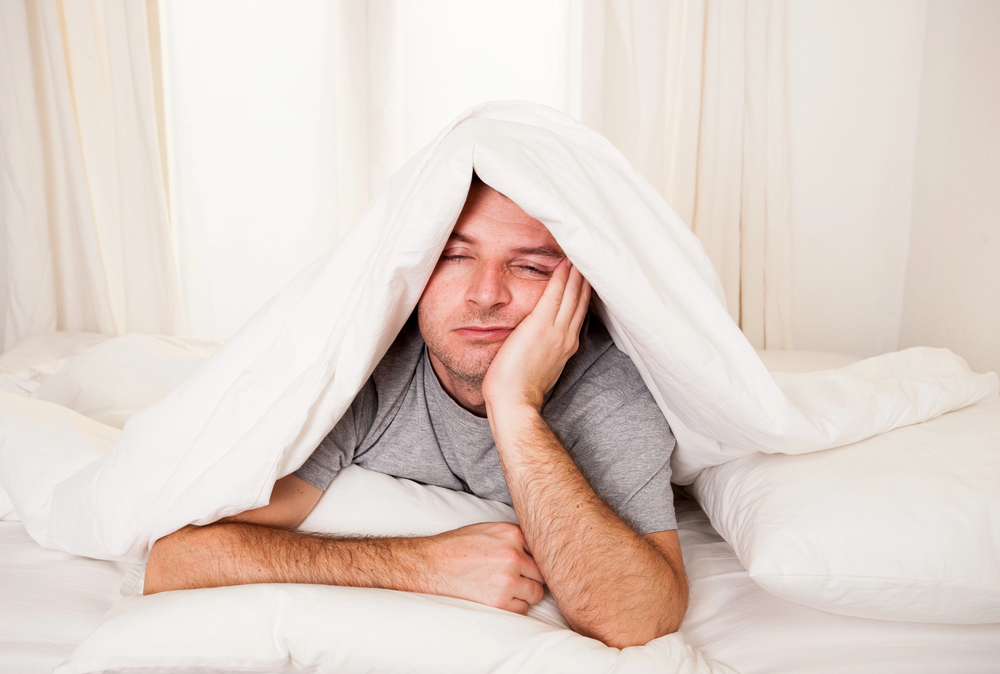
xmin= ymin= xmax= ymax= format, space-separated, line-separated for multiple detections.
xmin=295 ymin=316 xmax=677 ymax=534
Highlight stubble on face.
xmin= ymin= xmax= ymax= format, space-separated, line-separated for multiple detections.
xmin=417 ymin=303 xmax=513 ymax=387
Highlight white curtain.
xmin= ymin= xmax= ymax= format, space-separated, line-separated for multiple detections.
xmin=160 ymin=0 xmax=341 ymax=340
xmin=0 ymin=0 xmax=186 ymax=351
xmin=576 ymin=0 xmax=793 ymax=349
xmin=332 ymin=0 xmax=405 ymax=234
xmin=1 ymin=0 xmax=792 ymax=347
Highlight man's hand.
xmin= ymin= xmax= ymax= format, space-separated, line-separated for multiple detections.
xmin=424 ymin=521 xmax=544 ymax=614
xmin=482 ymin=258 xmax=591 ymax=412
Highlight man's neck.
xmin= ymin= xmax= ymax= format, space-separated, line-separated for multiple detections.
xmin=426 ymin=351 xmax=488 ymax=417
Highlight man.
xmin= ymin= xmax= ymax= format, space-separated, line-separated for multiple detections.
xmin=145 ymin=176 xmax=688 ymax=648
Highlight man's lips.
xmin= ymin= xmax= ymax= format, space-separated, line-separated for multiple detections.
xmin=454 ymin=326 xmax=514 ymax=340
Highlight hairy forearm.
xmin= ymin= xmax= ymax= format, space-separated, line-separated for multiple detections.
xmin=144 ymin=518 xmax=543 ymax=615
xmin=488 ymin=404 xmax=687 ymax=647
xmin=144 ymin=522 xmax=429 ymax=595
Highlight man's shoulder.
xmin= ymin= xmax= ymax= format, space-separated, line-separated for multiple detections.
xmin=544 ymin=314 xmax=671 ymax=452
xmin=371 ymin=317 xmax=425 ymax=388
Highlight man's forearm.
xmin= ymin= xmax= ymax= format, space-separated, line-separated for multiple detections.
xmin=488 ymin=403 xmax=687 ymax=648
xmin=144 ymin=519 xmax=545 ymax=614
xmin=144 ymin=522 xmax=430 ymax=595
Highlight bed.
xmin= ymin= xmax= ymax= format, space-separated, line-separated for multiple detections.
xmin=1 ymin=331 xmax=997 ymax=674
xmin=3 ymin=104 xmax=998 ymax=673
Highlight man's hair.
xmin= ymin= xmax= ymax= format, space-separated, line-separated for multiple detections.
xmin=469 ymin=170 xmax=512 ymax=204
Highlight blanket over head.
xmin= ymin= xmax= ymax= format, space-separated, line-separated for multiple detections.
xmin=3 ymin=101 xmax=997 ymax=562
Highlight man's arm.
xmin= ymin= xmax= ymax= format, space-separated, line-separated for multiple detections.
xmin=482 ymin=260 xmax=688 ymax=648
xmin=144 ymin=475 xmax=545 ymax=614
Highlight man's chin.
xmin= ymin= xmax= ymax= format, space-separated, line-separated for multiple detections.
xmin=435 ymin=344 xmax=499 ymax=386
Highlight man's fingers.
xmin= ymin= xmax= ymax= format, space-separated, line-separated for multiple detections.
xmin=506 ymin=577 xmax=545 ymax=613
xmin=554 ymin=262 xmax=590 ymax=331
xmin=507 ymin=598 xmax=531 ymax=615
xmin=536 ymin=258 xmax=571 ymax=322
xmin=518 ymin=555 xmax=545 ymax=585
xmin=570 ymin=278 xmax=592 ymax=334
xmin=553 ymin=262 xmax=582 ymax=328
xmin=521 ymin=577 xmax=545 ymax=605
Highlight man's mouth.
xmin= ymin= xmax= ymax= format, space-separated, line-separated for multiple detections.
xmin=454 ymin=326 xmax=514 ymax=340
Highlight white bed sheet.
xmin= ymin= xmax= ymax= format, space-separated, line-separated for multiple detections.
xmin=0 ymin=522 xmax=131 ymax=674
xmin=2 ymin=499 xmax=999 ymax=674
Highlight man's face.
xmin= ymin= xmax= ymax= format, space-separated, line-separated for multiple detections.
xmin=418 ymin=182 xmax=566 ymax=388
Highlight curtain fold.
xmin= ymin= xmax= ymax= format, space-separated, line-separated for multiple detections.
xmin=579 ymin=0 xmax=792 ymax=349
xmin=332 ymin=0 xmax=405 ymax=234
xmin=0 ymin=0 xmax=186 ymax=350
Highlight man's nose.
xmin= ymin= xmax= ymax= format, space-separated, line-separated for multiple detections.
xmin=466 ymin=262 xmax=511 ymax=308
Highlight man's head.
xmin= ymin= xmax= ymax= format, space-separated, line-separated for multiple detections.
xmin=417 ymin=177 xmax=566 ymax=399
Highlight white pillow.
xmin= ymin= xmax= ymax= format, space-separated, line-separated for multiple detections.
xmin=0 ymin=331 xmax=109 ymax=375
xmin=691 ymin=397 xmax=1000 ymax=623
xmin=54 ymin=583 xmax=724 ymax=674
xmin=0 ymin=393 xmax=121 ymax=529
xmin=0 ymin=335 xmax=218 ymax=522
xmin=0 ymin=485 xmax=14 ymax=521
xmin=32 ymin=334 xmax=219 ymax=429
xmin=299 ymin=463 xmax=519 ymax=536
xmin=0 ymin=331 xmax=110 ymax=396
xmin=755 ymin=349 xmax=860 ymax=373
xmin=59 ymin=462 xmax=730 ymax=674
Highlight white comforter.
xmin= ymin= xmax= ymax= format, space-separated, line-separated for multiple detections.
xmin=1 ymin=101 xmax=995 ymax=568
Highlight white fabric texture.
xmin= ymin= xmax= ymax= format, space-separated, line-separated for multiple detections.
xmin=56 ymin=587 xmax=723 ymax=674
xmin=0 ymin=522 xmax=133 ymax=674
xmin=0 ymin=331 xmax=110 ymax=375
xmin=0 ymin=0 xmax=186 ymax=350
xmin=31 ymin=333 xmax=218 ymax=429
xmin=0 ymin=331 xmax=218 ymax=521
xmin=1 ymin=102 xmax=996 ymax=567
xmin=692 ymin=396 xmax=1000 ymax=624
xmin=331 ymin=0 xmax=406 ymax=236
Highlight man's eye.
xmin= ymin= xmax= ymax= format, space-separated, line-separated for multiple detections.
xmin=516 ymin=265 xmax=552 ymax=278
xmin=441 ymin=255 xmax=469 ymax=262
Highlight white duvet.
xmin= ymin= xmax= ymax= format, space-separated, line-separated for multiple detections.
xmin=1 ymin=100 xmax=995 ymax=564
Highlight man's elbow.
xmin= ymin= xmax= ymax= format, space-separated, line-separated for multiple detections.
xmin=599 ymin=612 xmax=686 ymax=649
xmin=144 ymin=524 xmax=209 ymax=595
xmin=593 ymin=585 xmax=689 ymax=648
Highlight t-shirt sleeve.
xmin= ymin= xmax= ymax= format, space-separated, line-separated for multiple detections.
xmin=293 ymin=378 xmax=378 ymax=491
xmin=565 ymin=385 xmax=677 ymax=535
